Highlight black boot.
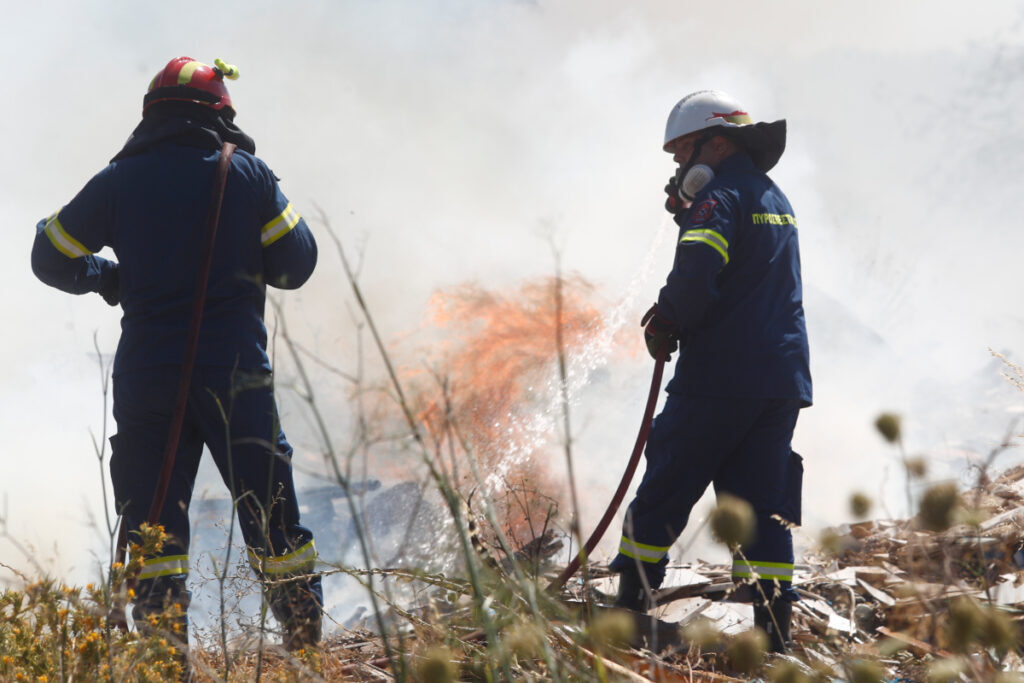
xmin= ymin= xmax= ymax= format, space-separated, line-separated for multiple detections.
xmin=613 ymin=564 xmax=652 ymax=612
xmin=268 ymin=575 xmax=324 ymax=650
xmin=132 ymin=576 xmax=192 ymax=680
xmin=753 ymin=599 xmax=792 ymax=653
xmin=280 ymin=609 xmax=322 ymax=651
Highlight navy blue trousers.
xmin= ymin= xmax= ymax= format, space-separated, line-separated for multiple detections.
xmin=609 ymin=394 xmax=803 ymax=599
xmin=110 ymin=366 xmax=322 ymax=627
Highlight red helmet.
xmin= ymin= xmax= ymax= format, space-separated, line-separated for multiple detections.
xmin=143 ymin=56 xmax=238 ymax=115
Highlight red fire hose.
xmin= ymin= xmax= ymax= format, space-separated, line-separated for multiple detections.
xmin=548 ymin=348 xmax=667 ymax=593
xmin=145 ymin=141 xmax=236 ymax=527
xmin=111 ymin=142 xmax=236 ymax=630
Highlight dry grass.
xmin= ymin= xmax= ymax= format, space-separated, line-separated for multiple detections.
xmin=6 ymin=225 xmax=1024 ymax=680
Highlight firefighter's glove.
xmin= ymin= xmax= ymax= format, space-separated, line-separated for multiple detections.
xmin=97 ymin=262 xmax=120 ymax=307
xmin=641 ymin=304 xmax=678 ymax=360
xmin=664 ymin=176 xmax=685 ymax=215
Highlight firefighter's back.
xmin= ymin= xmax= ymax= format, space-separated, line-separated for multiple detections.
xmin=108 ymin=143 xmax=291 ymax=374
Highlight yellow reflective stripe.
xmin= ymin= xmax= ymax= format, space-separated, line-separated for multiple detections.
xmin=44 ymin=213 xmax=93 ymax=258
xmin=261 ymin=202 xmax=301 ymax=246
xmin=723 ymin=113 xmax=753 ymax=125
xmin=731 ymin=559 xmax=794 ymax=581
xmin=681 ymin=229 xmax=729 ymax=264
xmin=177 ymin=61 xmax=201 ymax=85
xmin=249 ymin=539 xmax=317 ymax=576
xmin=618 ymin=535 xmax=670 ymax=564
xmin=138 ymin=554 xmax=189 ymax=580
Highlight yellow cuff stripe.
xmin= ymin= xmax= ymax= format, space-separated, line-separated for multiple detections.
xmin=681 ymin=228 xmax=729 ymax=264
xmin=44 ymin=213 xmax=93 ymax=259
xmin=618 ymin=535 xmax=670 ymax=564
xmin=249 ymin=539 xmax=317 ymax=576
xmin=261 ymin=202 xmax=301 ymax=247
xmin=731 ymin=559 xmax=794 ymax=581
xmin=138 ymin=554 xmax=189 ymax=580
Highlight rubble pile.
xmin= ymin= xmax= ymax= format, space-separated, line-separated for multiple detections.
xmin=266 ymin=466 xmax=1024 ymax=680
xmin=573 ymin=465 xmax=1024 ymax=679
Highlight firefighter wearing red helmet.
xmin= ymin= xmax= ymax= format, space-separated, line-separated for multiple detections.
xmin=143 ymin=56 xmax=238 ymax=114
xmin=609 ymin=90 xmax=810 ymax=654
xmin=31 ymin=57 xmax=323 ymax=667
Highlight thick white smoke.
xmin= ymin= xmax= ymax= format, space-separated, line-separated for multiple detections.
xmin=2 ymin=1 xmax=1023 ymax=632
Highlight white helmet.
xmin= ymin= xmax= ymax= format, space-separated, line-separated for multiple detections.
xmin=664 ymin=89 xmax=787 ymax=173
xmin=663 ymin=90 xmax=753 ymax=151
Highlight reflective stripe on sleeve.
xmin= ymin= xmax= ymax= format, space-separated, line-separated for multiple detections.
xmin=248 ymin=539 xmax=317 ymax=576
xmin=618 ymin=535 xmax=671 ymax=564
xmin=138 ymin=554 xmax=189 ymax=580
xmin=731 ymin=559 xmax=794 ymax=581
xmin=44 ymin=213 xmax=93 ymax=258
xmin=680 ymin=228 xmax=729 ymax=264
xmin=261 ymin=202 xmax=301 ymax=246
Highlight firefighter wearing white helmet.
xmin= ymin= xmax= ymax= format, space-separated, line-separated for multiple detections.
xmin=609 ymin=90 xmax=810 ymax=655
xmin=662 ymin=90 xmax=788 ymax=204
xmin=663 ymin=89 xmax=755 ymax=147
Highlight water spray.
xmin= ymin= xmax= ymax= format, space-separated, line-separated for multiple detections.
xmin=481 ymin=215 xmax=676 ymax=494
xmin=547 ymin=348 xmax=666 ymax=592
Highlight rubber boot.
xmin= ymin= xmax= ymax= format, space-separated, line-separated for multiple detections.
xmin=753 ymin=599 xmax=792 ymax=654
xmin=613 ymin=564 xmax=652 ymax=612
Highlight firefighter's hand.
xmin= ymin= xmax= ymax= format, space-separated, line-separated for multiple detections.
xmin=98 ymin=262 xmax=120 ymax=307
xmin=664 ymin=172 xmax=691 ymax=215
xmin=664 ymin=176 xmax=684 ymax=214
xmin=641 ymin=304 xmax=678 ymax=360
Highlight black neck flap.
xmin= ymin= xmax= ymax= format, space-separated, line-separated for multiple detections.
xmin=112 ymin=101 xmax=256 ymax=162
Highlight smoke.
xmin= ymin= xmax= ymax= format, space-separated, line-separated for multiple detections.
xmin=3 ymin=0 xmax=1024 ymax=629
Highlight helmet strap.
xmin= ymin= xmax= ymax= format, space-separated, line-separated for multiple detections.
xmin=676 ymin=132 xmax=713 ymax=176
xmin=674 ymin=133 xmax=715 ymax=200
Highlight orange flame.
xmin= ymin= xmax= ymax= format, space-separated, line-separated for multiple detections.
xmin=398 ymin=273 xmax=611 ymax=542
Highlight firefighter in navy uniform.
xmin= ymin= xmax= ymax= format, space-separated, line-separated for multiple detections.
xmin=31 ymin=57 xmax=323 ymax=656
xmin=609 ymin=90 xmax=810 ymax=653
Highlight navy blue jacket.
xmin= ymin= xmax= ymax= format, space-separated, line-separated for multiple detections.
xmin=658 ymin=153 xmax=811 ymax=405
xmin=31 ymin=142 xmax=317 ymax=375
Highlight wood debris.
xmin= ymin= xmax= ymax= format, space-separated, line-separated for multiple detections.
xmin=262 ymin=466 xmax=1024 ymax=680
xmin=560 ymin=465 xmax=1024 ymax=679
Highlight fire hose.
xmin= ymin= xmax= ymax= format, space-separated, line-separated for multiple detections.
xmin=547 ymin=347 xmax=667 ymax=593
xmin=110 ymin=142 xmax=236 ymax=631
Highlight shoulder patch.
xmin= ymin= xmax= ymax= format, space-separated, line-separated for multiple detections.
xmin=690 ymin=199 xmax=718 ymax=225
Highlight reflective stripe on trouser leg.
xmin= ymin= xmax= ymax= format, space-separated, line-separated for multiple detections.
xmin=249 ymin=539 xmax=323 ymax=642
xmin=731 ymin=559 xmax=794 ymax=582
xmin=730 ymin=507 xmax=796 ymax=599
xmin=617 ymin=535 xmax=671 ymax=564
xmin=134 ymin=555 xmax=191 ymax=621
xmin=248 ymin=539 xmax=317 ymax=576
xmin=139 ymin=554 xmax=189 ymax=580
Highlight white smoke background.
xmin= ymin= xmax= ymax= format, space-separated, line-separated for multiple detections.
xmin=3 ymin=0 xmax=1024 ymax=634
